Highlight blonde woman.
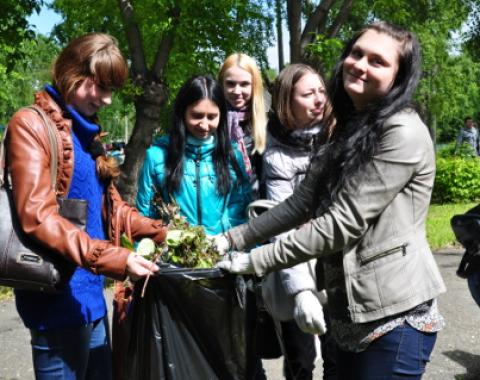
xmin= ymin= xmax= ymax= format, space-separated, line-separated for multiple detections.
xmin=219 ymin=53 xmax=267 ymax=196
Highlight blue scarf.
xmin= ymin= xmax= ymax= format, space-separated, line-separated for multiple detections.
xmin=45 ymin=84 xmax=100 ymax=146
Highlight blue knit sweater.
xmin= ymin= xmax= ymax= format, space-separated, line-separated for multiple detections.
xmin=15 ymin=86 xmax=107 ymax=330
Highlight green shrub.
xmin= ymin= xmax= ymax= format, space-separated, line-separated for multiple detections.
xmin=433 ymin=155 xmax=480 ymax=203
xmin=436 ymin=142 xmax=477 ymax=158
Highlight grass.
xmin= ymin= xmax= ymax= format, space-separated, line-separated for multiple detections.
xmin=0 ymin=286 xmax=13 ymax=300
xmin=426 ymin=202 xmax=476 ymax=250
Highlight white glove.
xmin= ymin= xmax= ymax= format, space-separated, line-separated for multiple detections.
xmin=211 ymin=233 xmax=231 ymax=256
xmin=293 ymin=290 xmax=327 ymax=335
xmin=216 ymin=252 xmax=254 ymax=274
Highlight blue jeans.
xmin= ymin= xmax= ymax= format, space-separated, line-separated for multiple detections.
xmin=337 ymin=324 xmax=436 ymax=380
xmin=30 ymin=316 xmax=112 ymax=380
xmin=468 ymin=271 xmax=480 ymax=307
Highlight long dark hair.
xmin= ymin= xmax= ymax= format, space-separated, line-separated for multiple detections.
xmin=165 ymin=75 xmax=243 ymax=194
xmin=315 ymin=21 xmax=421 ymax=200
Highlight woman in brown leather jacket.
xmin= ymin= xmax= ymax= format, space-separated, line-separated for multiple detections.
xmin=5 ymin=33 xmax=166 ymax=380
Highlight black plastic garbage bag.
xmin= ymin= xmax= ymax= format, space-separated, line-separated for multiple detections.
xmin=125 ymin=266 xmax=249 ymax=380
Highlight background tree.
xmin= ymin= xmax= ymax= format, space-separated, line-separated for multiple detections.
xmin=1 ymin=0 xmax=43 ymax=71
xmin=51 ymin=0 xmax=273 ymax=202
xmin=0 ymin=36 xmax=58 ymax=128
xmin=286 ymin=0 xmax=355 ymax=71
xmin=274 ymin=0 xmax=480 ymax=144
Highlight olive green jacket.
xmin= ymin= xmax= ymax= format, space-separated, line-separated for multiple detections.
xmin=228 ymin=109 xmax=446 ymax=323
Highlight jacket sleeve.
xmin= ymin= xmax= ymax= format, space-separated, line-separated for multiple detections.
xmin=6 ymin=109 xmax=132 ymax=280
xmin=106 ymin=184 xmax=167 ymax=245
xmin=232 ymin=112 xmax=433 ymax=276
xmin=228 ymin=164 xmax=315 ymax=250
xmin=226 ymin=149 xmax=252 ymax=228
xmin=136 ymin=148 xmax=159 ymax=218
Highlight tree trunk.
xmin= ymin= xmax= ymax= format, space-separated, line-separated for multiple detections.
xmin=116 ymin=81 xmax=167 ymax=204
xmin=276 ymin=0 xmax=284 ymax=70
xmin=115 ymin=0 xmax=178 ymax=203
xmin=287 ymin=0 xmax=302 ymax=63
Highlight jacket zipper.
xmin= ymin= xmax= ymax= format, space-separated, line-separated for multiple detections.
xmin=360 ymin=243 xmax=408 ymax=265
xmin=195 ymin=154 xmax=202 ymax=226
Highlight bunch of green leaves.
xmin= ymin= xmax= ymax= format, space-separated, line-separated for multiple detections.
xmin=153 ymin=193 xmax=220 ymax=268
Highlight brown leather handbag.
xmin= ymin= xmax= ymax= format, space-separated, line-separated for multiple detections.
xmin=0 ymin=106 xmax=86 ymax=293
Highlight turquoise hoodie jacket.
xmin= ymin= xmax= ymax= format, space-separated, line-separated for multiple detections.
xmin=136 ymin=135 xmax=252 ymax=235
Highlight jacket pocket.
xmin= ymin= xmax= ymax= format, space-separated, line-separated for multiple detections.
xmin=359 ymin=243 xmax=408 ymax=266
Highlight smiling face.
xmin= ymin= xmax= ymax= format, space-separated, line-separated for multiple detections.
xmin=184 ymin=98 xmax=220 ymax=139
xmin=342 ymin=29 xmax=401 ymax=110
xmin=291 ymin=72 xmax=326 ymax=129
xmin=70 ymin=77 xmax=112 ymax=117
xmin=222 ymin=65 xmax=253 ymax=109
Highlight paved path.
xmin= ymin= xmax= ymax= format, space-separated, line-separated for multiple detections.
xmin=1 ymin=248 xmax=479 ymax=379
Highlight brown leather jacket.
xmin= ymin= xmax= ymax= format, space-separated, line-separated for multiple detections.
xmin=6 ymin=91 xmax=166 ymax=280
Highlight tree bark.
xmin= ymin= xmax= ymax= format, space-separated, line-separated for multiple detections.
xmin=287 ymin=0 xmax=302 ymax=63
xmin=327 ymin=0 xmax=355 ymax=38
xmin=115 ymin=1 xmax=179 ymax=203
xmin=276 ymin=0 xmax=284 ymax=70
xmin=117 ymin=0 xmax=147 ymax=77
xmin=300 ymin=0 xmax=335 ymax=52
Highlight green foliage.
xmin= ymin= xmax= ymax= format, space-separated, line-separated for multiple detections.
xmin=305 ymin=34 xmax=344 ymax=78
xmin=432 ymin=155 xmax=480 ymax=203
xmin=153 ymin=194 xmax=220 ymax=268
xmin=426 ymin=202 xmax=476 ymax=250
xmin=0 ymin=286 xmax=13 ymax=300
xmin=1 ymin=0 xmax=42 ymax=71
xmin=0 ymin=36 xmax=59 ymax=125
xmin=97 ymin=92 xmax=135 ymax=143
xmin=52 ymin=0 xmax=274 ymax=97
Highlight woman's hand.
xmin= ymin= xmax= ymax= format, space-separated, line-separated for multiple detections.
xmin=216 ymin=251 xmax=254 ymax=274
xmin=293 ymin=290 xmax=327 ymax=335
xmin=125 ymin=254 xmax=159 ymax=281
xmin=211 ymin=233 xmax=231 ymax=255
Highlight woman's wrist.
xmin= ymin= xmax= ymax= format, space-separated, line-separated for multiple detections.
xmin=224 ymin=232 xmax=234 ymax=251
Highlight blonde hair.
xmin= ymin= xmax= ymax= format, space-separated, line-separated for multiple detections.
xmin=52 ymin=33 xmax=128 ymax=179
xmin=218 ymin=53 xmax=267 ymax=154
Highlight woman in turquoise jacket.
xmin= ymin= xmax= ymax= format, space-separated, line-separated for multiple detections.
xmin=137 ymin=75 xmax=251 ymax=235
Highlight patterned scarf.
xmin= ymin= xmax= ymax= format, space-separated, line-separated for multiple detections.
xmin=227 ymin=105 xmax=252 ymax=175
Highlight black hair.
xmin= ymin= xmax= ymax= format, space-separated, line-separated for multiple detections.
xmin=314 ymin=21 xmax=422 ymax=200
xmin=165 ymin=75 xmax=243 ymax=195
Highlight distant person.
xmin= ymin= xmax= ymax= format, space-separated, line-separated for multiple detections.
xmin=455 ymin=117 xmax=479 ymax=155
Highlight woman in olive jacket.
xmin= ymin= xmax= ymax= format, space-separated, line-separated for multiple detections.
xmin=217 ymin=22 xmax=446 ymax=380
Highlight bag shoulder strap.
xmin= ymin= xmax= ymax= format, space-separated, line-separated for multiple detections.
xmin=0 ymin=105 xmax=58 ymax=191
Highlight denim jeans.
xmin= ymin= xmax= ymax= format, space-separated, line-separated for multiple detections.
xmin=30 ymin=315 xmax=112 ymax=380
xmin=468 ymin=271 xmax=480 ymax=307
xmin=337 ymin=324 xmax=436 ymax=380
